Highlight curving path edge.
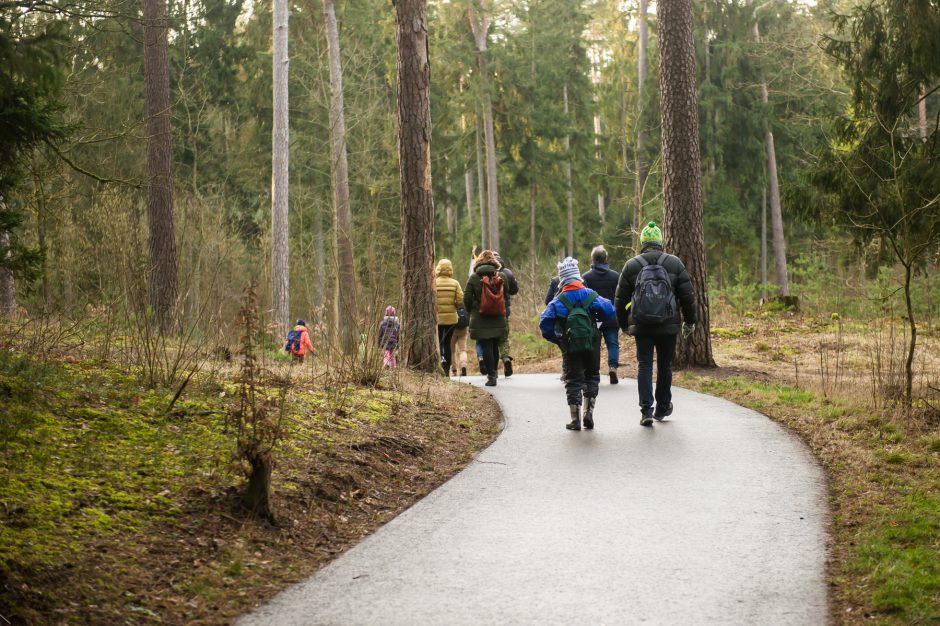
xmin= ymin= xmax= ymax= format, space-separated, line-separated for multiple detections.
xmin=238 ymin=373 xmax=829 ymax=625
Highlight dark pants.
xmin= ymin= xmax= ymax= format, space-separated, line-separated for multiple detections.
xmin=635 ymin=333 xmax=678 ymax=413
xmin=601 ymin=327 xmax=620 ymax=370
xmin=438 ymin=324 xmax=456 ymax=374
xmin=563 ymin=334 xmax=601 ymax=406
xmin=478 ymin=338 xmax=501 ymax=379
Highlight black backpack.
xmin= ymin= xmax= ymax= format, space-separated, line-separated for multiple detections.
xmin=631 ymin=253 xmax=677 ymax=325
xmin=456 ymin=306 xmax=469 ymax=329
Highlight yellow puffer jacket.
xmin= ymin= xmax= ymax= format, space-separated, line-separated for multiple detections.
xmin=435 ymin=259 xmax=464 ymax=326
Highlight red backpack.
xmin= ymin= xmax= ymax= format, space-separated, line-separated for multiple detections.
xmin=479 ymin=274 xmax=506 ymax=316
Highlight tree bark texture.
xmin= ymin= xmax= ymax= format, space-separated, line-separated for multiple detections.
xmin=564 ymin=84 xmax=574 ymax=257
xmin=395 ymin=0 xmax=440 ymax=373
xmin=634 ymin=0 xmax=649 ymax=250
xmin=658 ymin=0 xmax=714 ymax=368
xmin=469 ymin=6 xmax=500 ymax=252
xmin=271 ymin=0 xmax=290 ymax=338
xmin=475 ymin=108 xmax=488 ymax=248
xmin=142 ymin=0 xmax=179 ymax=332
xmin=324 ymin=0 xmax=358 ymax=354
xmin=751 ymin=14 xmax=789 ymax=297
xmin=529 ymin=183 xmax=536 ymax=281
xmin=0 ymin=199 xmax=14 ymax=316
xmin=919 ymin=86 xmax=928 ymax=141
xmin=464 ymin=165 xmax=474 ymax=227
xmin=760 ymin=185 xmax=768 ymax=300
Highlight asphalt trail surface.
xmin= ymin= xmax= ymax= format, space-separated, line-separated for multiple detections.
xmin=239 ymin=373 xmax=829 ymax=625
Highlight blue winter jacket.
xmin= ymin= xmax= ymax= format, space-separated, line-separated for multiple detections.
xmin=539 ymin=284 xmax=616 ymax=346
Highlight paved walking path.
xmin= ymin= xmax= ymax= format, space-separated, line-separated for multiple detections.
xmin=238 ymin=374 xmax=829 ymax=625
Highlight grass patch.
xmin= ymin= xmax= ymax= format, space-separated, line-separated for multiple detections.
xmin=0 ymin=351 xmax=502 ymax=624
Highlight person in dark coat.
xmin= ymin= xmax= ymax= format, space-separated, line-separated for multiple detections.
xmin=494 ymin=253 xmax=519 ymax=377
xmin=464 ymin=249 xmax=509 ymax=387
xmin=614 ymin=222 xmax=697 ymax=426
xmin=581 ymin=245 xmax=622 ymax=384
xmin=544 ymin=275 xmax=560 ymax=306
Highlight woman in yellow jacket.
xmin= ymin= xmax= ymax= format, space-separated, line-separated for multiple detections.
xmin=435 ymin=259 xmax=464 ymax=375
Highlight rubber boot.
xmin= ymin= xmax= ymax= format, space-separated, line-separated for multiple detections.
xmin=485 ymin=374 xmax=497 ymax=387
xmin=582 ymin=397 xmax=596 ymax=430
xmin=566 ymin=405 xmax=581 ymax=431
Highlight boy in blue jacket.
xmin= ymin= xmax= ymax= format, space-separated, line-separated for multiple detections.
xmin=540 ymin=257 xmax=616 ymax=431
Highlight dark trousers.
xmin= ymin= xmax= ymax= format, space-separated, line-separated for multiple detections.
xmin=635 ymin=334 xmax=678 ymax=413
xmin=563 ymin=334 xmax=601 ymax=406
xmin=438 ymin=324 xmax=456 ymax=374
xmin=478 ymin=338 xmax=501 ymax=379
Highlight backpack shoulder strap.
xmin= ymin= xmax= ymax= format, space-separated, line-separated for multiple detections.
xmin=635 ymin=254 xmax=650 ymax=268
xmin=558 ymin=293 xmax=573 ymax=310
xmin=655 ymin=252 xmax=668 ymax=265
xmin=584 ymin=292 xmax=598 ymax=308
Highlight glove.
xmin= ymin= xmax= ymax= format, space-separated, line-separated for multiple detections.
xmin=682 ymin=322 xmax=696 ymax=339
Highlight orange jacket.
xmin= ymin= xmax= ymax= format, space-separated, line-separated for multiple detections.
xmin=288 ymin=325 xmax=315 ymax=355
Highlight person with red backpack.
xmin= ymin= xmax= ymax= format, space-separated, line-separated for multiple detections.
xmin=540 ymin=257 xmax=616 ymax=430
xmin=463 ymin=249 xmax=508 ymax=387
xmin=284 ymin=319 xmax=315 ymax=364
xmin=614 ymin=222 xmax=698 ymax=426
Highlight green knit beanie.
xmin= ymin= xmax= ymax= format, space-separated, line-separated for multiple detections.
xmin=640 ymin=221 xmax=662 ymax=245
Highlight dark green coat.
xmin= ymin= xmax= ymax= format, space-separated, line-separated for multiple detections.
xmin=614 ymin=247 xmax=697 ymax=336
xmin=463 ymin=263 xmax=509 ymax=341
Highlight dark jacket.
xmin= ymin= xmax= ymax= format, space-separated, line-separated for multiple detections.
xmin=544 ymin=276 xmax=560 ymax=306
xmin=614 ymin=247 xmax=697 ymax=336
xmin=539 ymin=282 xmax=616 ymax=346
xmin=581 ymin=263 xmax=620 ymax=330
xmin=463 ymin=263 xmax=509 ymax=341
xmin=499 ymin=266 xmax=520 ymax=317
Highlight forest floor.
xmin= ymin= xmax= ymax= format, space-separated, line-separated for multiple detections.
xmin=513 ymin=311 xmax=940 ymax=625
xmin=0 ymin=350 xmax=502 ymax=625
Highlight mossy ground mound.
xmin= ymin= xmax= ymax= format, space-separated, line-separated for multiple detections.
xmin=0 ymin=352 xmax=501 ymax=624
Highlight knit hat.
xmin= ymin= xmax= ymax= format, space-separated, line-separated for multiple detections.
xmin=640 ymin=221 xmax=663 ymax=246
xmin=296 ymin=319 xmax=306 ymax=327
xmin=385 ymin=306 xmax=396 ymax=316
xmin=557 ymin=257 xmax=581 ymax=287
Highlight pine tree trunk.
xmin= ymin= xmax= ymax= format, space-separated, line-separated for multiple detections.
xmin=529 ymin=183 xmax=536 ymax=281
xmin=564 ymin=84 xmax=574 ymax=256
xmin=271 ymin=0 xmax=290 ymax=339
xmin=464 ymin=165 xmax=474 ymax=227
xmin=446 ymin=175 xmax=456 ymax=251
xmin=634 ymin=0 xmax=649 ymax=250
xmin=324 ymin=0 xmax=358 ymax=354
xmin=469 ymin=5 xmax=499 ymax=252
xmin=394 ymin=0 xmax=439 ymax=373
xmin=142 ymin=0 xmax=179 ymax=332
xmin=760 ymin=185 xmax=768 ymax=301
xmin=658 ymin=0 xmax=714 ymax=368
xmin=751 ymin=14 xmax=789 ymax=297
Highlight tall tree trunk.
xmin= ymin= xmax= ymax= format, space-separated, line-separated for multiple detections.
xmin=751 ymin=11 xmax=789 ymax=297
xmin=271 ymin=0 xmax=290 ymax=338
xmin=475 ymin=108 xmax=488 ymax=248
xmin=760 ymin=185 xmax=768 ymax=301
xmin=529 ymin=183 xmax=536 ymax=281
xmin=324 ymin=0 xmax=358 ymax=354
xmin=658 ymin=0 xmax=714 ymax=368
xmin=634 ymin=0 xmax=649 ymax=250
xmin=142 ymin=0 xmax=179 ymax=332
xmin=918 ymin=85 xmax=928 ymax=142
xmin=0 ymin=197 xmax=14 ymax=318
xmin=564 ymin=83 xmax=574 ymax=256
xmin=394 ymin=0 xmax=439 ymax=373
xmin=464 ymin=165 xmax=474 ymax=227
xmin=902 ymin=261 xmax=916 ymax=410
xmin=469 ymin=4 xmax=499 ymax=252
xmin=445 ymin=174 xmax=456 ymax=252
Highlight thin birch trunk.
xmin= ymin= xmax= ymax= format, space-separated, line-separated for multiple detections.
xmin=564 ymin=83 xmax=574 ymax=257
xmin=271 ymin=0 xmax=290 ymax=338
xmin=760 ymin=185 xmax=767 ymax=301
xmin=751 ymin=9 xmax=789 ymax=297
xmin=469 ymin=5 xmax=499 ymax=252
xmin=324 ymin=0 xmax=358 ymax=354
xmin=475 ymin=107 xmax=488 ymax=248
xmin=464 ymin=166 xmax=474 ymax=227
xmin=919 ymin=86 xmax=928 ymax=141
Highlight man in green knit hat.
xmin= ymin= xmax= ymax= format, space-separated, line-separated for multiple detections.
xmin=614 ymin=222 xmax=698 ymax=426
